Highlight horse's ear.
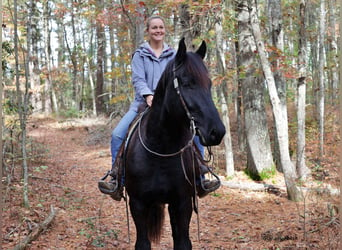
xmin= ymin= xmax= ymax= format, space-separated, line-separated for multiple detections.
xmin=196 ymin=41 xmax=206 ymax=59
xmin=175 ymin=37 xmax=187 ymax=65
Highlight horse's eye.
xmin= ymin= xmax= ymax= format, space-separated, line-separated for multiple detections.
xmin=180 ymin=76 xmax=195 ymax=88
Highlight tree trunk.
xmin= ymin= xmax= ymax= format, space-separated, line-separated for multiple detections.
xmin=237 ymin=0 xmax=274 ymax=178
xmin=86 ymin=56 xmax=97 ymax=116
xmin=43 ymin=0 xmax=58 ymax=114
xmin=95 ymin=0 xmax=105 ymax=114
xmin=235 ymin=40 xmax=245 ymax=151
xmin=318 ymin=0 xmax=326 ymax=158
xmin=221 ymin=92 xmax=235 ymax=177
xmin=28 ymin=1 xmax=41 ymax=114
xmin=267 ymin=0 xmax=287 ymax=173
xmin=215 ymin=11 xmax=234 ymax=177
xmin=64 ymin=0 xmax=79 ymax=111
xmin=135 ymin=1 xmax=145 ymax=48
xmin=179 ymin=4 xmax=192 ymax=49
xmin=109 ymin=22 xmax=116 ymax=102
xmin=327 ymin=0 xmax=338 ymax=103
xmin=15 ymin=0 xmax=30 ymax=207
xmin=55 ymin=18 xmax=66 ymax=110
xmin=248 ymin=0 xmax=302 ymax=201
xmin=232 ymin=2 xmax=246 ymax=152
xmin=296 ymin=0 xmax=311 ymax=179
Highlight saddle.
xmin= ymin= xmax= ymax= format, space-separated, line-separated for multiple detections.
xmin=114 ymin=107 xmax=147 ymax=189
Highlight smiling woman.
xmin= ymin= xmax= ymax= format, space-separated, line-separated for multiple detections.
xmin=146 ymin=16 xmax=166 ymax=58
xmin=97 ymin=15 xmax=176 ymax=200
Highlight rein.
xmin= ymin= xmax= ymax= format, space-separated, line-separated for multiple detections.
xmin=137 ymin=65 xmax=199 ymax=187
xmin=138 ymin=107 xmax=196 ymax=186
xmin=137 ymin=64 xmax=197 ymax=158
xmin=138 ymin=108 xmax=196 ymax=158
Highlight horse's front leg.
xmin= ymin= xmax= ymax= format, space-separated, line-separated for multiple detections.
xmin=129 ymin=198 xmax=151 ymax=250
xmin=168 ymin=198 xmax=193 ymax=250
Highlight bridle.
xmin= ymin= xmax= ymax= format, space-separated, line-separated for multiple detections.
xmin=138 ymin=64 xmax=197 ymax=158
xmin=137 ymin=63 xmax=203 ymax=186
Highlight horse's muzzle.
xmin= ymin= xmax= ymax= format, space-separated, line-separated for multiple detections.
xmin=197 ymin=124 xmax=226 ymax=146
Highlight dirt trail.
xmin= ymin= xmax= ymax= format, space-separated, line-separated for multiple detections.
xmin=2 ymin=117 xmax=339 ymax=249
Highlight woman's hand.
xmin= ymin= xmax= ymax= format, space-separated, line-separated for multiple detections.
xmin=145 ymin=95 xmax=154 ymax=107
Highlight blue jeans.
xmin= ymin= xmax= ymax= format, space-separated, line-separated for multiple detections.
xmin=111 ymin=110 xmax=138 ymax=166
xmin=110 ymin=110 xmax=205 ymax=166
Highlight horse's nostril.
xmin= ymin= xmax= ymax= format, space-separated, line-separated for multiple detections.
xmin=210 ymin=129 xmax=217 ymax=139
xmin=210 ymin=127 xmax=225 ymax=145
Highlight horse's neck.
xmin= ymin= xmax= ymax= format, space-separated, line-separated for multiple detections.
xmin=145 ymin=108 xmax=189 ymax=147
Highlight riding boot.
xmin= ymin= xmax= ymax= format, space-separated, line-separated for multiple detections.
xmin=196 ymin=164 xmax=221 ymax=198
xmin=98 ymin=168 xmax=124 ymax=201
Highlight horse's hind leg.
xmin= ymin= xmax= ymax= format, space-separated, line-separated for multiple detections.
xmin=129 ymin=199 xmax=151 ymax=250
xmin=168 ymin=199 xmax=192 ymax=250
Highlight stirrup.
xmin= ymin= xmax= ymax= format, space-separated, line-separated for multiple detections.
xmin=200 ymin=178 xmax=221 ymax=192
xmin=100 ymin=170 xmax=111 ymax=181
xmin=199 ymin=164 xmax=212 ymax=175
xmin=98 ymin=180 xmax=124 ymax=201
xmin=98 ymin=171 xmax=124 ymax=201
xmin=197 ymin=170 xmax=221 ymax=198
xmin=98 ymin=178 xmax=118 ymax=194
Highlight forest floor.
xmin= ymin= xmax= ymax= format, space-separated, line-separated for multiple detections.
xmin=1 ymin=110 xmax=340 ymax=249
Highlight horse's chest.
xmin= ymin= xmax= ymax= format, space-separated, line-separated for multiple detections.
xmin=126 ymin=158 xmax=187 ymax=193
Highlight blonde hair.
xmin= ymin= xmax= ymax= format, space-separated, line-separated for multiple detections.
xmin=146 ymin=16 xmax=165 ymax=30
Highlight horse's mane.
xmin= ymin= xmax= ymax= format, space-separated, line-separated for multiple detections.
xmin=183 ymin=52 xmax=209 ymax=88
xmin=155 ymin=51 xmax=210 ymax=98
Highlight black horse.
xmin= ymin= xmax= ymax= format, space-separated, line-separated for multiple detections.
xmin=124 ymin=38 xmax=225 ymax=250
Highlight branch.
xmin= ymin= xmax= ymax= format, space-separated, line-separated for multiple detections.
xmin=13 ymin=206 xmax=57 ymax=250
xmin=221 ymin=181 xmax=340 ymax=197
xmin=221 ymin=181 xmax=284 ymax=195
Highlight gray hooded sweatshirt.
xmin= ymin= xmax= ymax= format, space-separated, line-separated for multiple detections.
xmin=129 ymin=42 xmax=175 ymax=112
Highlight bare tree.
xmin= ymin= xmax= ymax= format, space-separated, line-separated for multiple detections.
xmin=214 ymin=5 xmax=234 ymax=177
xmin=327 ymin=0 xmax=339 ymax=103
xmin=43 ymin=0 xmax=58 ymax=114
xmin=28 ymin=1 xmax=41 ymax=114
xmin=14 ymin=0 xmax=30 ymax=207
xmin=297 ymin=0 xmax=311 ymax=179
xmin=95 ymin=0 xmax=105 ymax=114
xmin=62 ymin=0 xmax=80 ymax=112
xmin=318 ymin=0 xmax=326 ymax=158
xmin=248 ymin=0 xmax=302 ymax=201
xmin=236 ymin=0 xmax=274 ymax=178
xmin=266 ymin=0 xmax=287 ymax=172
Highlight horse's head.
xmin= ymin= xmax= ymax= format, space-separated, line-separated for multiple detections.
xmin=154 ymin=38 xmax=225 ymax=146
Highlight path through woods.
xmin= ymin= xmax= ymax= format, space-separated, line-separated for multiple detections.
xmin=2 ymin=117 xmax=339 ymax=249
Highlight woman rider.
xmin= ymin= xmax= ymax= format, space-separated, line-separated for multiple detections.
xmin=98 ymin=15 xmax=220 ymax=200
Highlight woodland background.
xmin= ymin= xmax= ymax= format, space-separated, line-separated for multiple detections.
xmin=0 ymin=0 xmax=341 ymax=249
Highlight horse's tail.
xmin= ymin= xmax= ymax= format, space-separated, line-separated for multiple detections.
xmin=147 ymin=203 xmax=165 ymax=243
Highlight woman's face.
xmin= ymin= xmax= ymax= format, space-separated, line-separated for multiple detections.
xmin=147 ymin=18 xmax=165 ymax=42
